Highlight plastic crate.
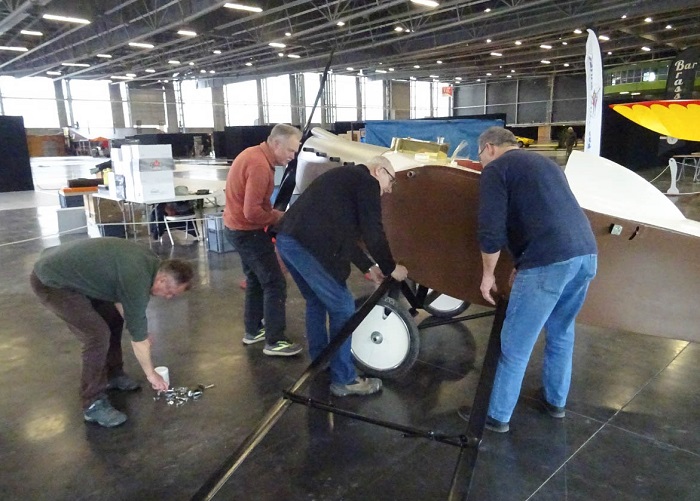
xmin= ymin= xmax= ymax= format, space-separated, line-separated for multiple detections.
xmin=205 ymin=213 xmax=236 ymax=253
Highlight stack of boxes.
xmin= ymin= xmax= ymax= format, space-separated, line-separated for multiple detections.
xmin=111 ymin=144 xmax=175 ymax=202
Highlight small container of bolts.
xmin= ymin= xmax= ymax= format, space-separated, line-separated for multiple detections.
xmin=154 ymin=384 xmax=215 ymax=407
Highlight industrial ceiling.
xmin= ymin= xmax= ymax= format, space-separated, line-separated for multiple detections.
xmin=0 ymin=0 xmax=699 ymax=87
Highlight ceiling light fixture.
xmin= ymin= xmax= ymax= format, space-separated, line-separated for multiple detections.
xmin=564 ymin=63 xmax=570 ymax=67
xmin=200 ymin=70 xmax=207 ymax=74
xmin=410 ymin=0 xmax=439 ymax=7
xmin=125 ymin=73 xmax=136 ymax=77
xmin=486 ymin=72 xmax=492 ymax=76
xmin=188 ymin=62 xmax=195 ymax=66
xmin=436 ymin=60 xmax=443 ymax=64
xmin=607 ymin=51 xmax=612 ymax=55
xmin=631 ymin=92 xmax=640 ymax=96
xmin=540 ymin=60 xmax=551 ymax=64
xmin=455 ymin=77 xmax=462 ymax=81
xmin=46 ymin=71 xmax=62 ymax=76
xmin=540 ymin=44 xmax=552 ymax=49
xmin=346 ymin=67 xmax=354 ymax=71
xmin=336 ymin=21 xmax=345 ymax=27
xmin=277 ymin=53 xmax=284 ymax=57
xmin=486 ymin=38 xmax=492 ymax=43
xmin=61 ymin=62 xmax=90 ymax=67
xmin=129 ymin=42 xmax=154 ymax=49
xmin=573 ymin=29 xmax=582 ymax=34
xmin=511 ymin=69 xmax=515 ymax=73
xmin=213 ymin=50 xmax=222 ymax=54
xmin=562 ymin=42 xmax=567 ymax=45
xmin=414 ymin=65 xmax=420 ymax=68
xmin=269 ymin=42 xmax=286 ymax=48
xmin=168 ymin=60 xmax=181 ymax=64
xmin=644 ymin=17 xmax=652 ymax=23
xmin=145 ymin=69 xmax=156 ymax=73
xmin=394 ymin=26 xmax=404 ymax=32
xmin=245 ymin=62 xmax=253 ymax=66
xmin=96 ymin=54 xmax=112 ymax=58
xmin=20 ymin=30 xmax=42 ymax=36
xmin=285 ymin=32 xmax=291 ymax=37
xmin=42 ymin=13 xmax=90 ymax=24
xmin=0 ymin=46 xmax=28 ymax=52
xmin=507 ymin=75 xmax=512 ymax=78
xmin=641 ymin=46 xmax=651 ymax=52
xmin=388 ymin=68 xmax=394 ymax=71
xmin=288 ymin=54 xmax=300 ymax=58
xmin=429 ymin=74 xmax=439 ymax=78
xmin=177 ymin=30 xmax=197 ymax=37
xmin=209 ymin=70 xmax=215 ymax=74
xmin=490 ymin=52 xmax=502 ymax=57
xmin=111 ymin=75 xmax=134 ymax=80
xmin=224 ymin=3 xmax=263 ymax=13
xmin=376 ymin=69 xmax=387 ymax=73
xmin=514 ymin=40 xmax=522 ymax=45
xmin=666 ymin=24 xmax=672 ymax=29
xmin=620 ymin=91 xmax=630 ymax=94
xmin=598 ymin=35 xmax=610 ymax=41
xmin=621 ymin=14 xmax=627 ymax=19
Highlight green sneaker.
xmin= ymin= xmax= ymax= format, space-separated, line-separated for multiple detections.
xmin=242 ymin=327 xmax=266 ymax=345
xmin=263 ymin=340 xmax=302 ymax=357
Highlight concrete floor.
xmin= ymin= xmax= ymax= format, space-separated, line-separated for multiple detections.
xmin=1 ymin=156 xmax=699 ymax=500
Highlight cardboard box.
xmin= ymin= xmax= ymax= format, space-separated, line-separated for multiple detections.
xmin=131 ymin=171 xmax=175 ymax=202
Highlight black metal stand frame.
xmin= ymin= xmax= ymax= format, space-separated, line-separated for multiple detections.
xmin=191 ymin=278 xmax=507 ymax=501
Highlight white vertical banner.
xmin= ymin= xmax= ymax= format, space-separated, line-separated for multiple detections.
xmin=584 ymin=29 xmax=603 ymax=156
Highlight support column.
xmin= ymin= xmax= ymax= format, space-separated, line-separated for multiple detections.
xmin=54 ymin=80 xmax=69 ymax=128
xmin=256 ymin=79 xmax=265 ymax=125
xmin=211 ymin=81 xmax=226 ymax=130
xmin=109 ymin=83 xmax=126 ymax=129
xmin=163 ymin=83 xmax=179 ymax=133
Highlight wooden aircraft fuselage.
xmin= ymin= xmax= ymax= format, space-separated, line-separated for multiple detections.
xmin=297 ymin=129 xmax=700 ymax=343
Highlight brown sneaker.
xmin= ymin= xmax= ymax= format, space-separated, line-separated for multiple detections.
xmin=330 ymin=377 xmax=382 ymax=397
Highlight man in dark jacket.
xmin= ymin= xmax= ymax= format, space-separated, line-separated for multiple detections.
xmin=275 ymin=156 xmax=408 ymax=397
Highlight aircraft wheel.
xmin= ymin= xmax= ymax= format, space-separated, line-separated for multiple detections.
xmin=352 ymin=297 xmax=419 ymax=378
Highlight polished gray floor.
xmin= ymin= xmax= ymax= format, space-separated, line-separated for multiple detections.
xmin=1 ymin=158 xmax=699 ymax=500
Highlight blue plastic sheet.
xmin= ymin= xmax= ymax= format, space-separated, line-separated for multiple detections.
xmin=364 ymin=118 xmax=504 ymax=160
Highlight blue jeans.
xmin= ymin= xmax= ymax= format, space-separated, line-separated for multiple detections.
xmin=488 ymin=254 xmax=597 ymax=423
xmin=225 ymin=228 xmax=287 ymax=344
xmin=275 ymin=233 xmax=357 ymax=385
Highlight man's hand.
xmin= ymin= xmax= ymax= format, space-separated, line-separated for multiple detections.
xmin=480 ymin=273 xmax=497 ymax=305
xmin=146 ymin=371 xmax=169 ymax=391
xmin=367 ymin=265 xmax=385 ymax=285
xmin=391 ymin=264 xmax=408 ymax=282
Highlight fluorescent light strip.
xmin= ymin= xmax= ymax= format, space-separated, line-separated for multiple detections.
xmin=540 ymin=44 xmax=552 ymax=49
xmin=111 ymin=75 xmax=134 ymax=80
xmin=129 ymin=42 xmax=154 ymax=49
xmin=177 ymin=30 xmax=197 ymax=37
xmin=96 ymin=54 xmax=112 ymax=58
xmin=168 ymin=60 xmax=181 ymax=65
xmin=269 ymin=42 xmax=286 ymax=48
xmin=61 ymin=62 xmax=90 ymax=67
xmin=145 ymin=69 xmax=156 ymax=73
xmin=20 ymin=30 xmax=43 ymax=36
xmin=42 ymin=14 xmax=90 ymax=24
xmin=490 ymin=52 xmax=502 ymax=57
xmin=410 ymin=0 xmax=439 ymax=7
xmin=540 ymin=60 xmax=551 ymax=64
xmin=0 ymin=46 xmax=28 ymax=52
xmin=46 ymin=71 xmax=62 ymax=76
xmin=287 ymin=54 xmax=301 ymax=58
xmin=224 ymin=2 xmax=263 ymax=13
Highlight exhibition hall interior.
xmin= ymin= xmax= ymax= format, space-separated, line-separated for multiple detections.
xmin=1 ymin=1 xmax=699 ymax=500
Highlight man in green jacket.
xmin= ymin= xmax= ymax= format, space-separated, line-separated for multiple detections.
xmin=30 ymin=238 xmax=194 ymax=427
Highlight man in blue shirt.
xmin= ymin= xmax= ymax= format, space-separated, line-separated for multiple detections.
xmin=474 ymin=127 xmax=597 ymax=432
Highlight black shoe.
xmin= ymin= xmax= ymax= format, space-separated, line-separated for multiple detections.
xmin=485 ymin=416 xmax=510 ymax=433
xmin=83 ymin=398 xmax=127 ymax=427
xmin=538 ymin=388 xmax=565 ymax=418
xmin=106 ymin=374 xmax=141 ymax=391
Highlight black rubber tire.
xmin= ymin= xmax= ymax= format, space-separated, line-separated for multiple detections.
xmin=518 ymin=141 xmax=524 ymax=148
xmin=351 ymin=296 xmax=420 ymax=378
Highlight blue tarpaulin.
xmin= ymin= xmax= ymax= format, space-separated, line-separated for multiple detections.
xmin=364 ymin=118 xmax=504 ymax=160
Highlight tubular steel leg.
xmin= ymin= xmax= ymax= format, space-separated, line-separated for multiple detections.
xmin=448 ymin=297 xmax=508 ymax=501
xmin=190 ymin=278 xmax=393 ymax=501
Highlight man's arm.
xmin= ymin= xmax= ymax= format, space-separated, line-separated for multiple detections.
xmin=480 ymin=250 xmax=501 ymax=305
xmin=131 ymin=339 xmax=169 ymax=391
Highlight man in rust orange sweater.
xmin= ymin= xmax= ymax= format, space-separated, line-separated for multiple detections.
xmin=223 ymin=124 xmax=302 ymax=356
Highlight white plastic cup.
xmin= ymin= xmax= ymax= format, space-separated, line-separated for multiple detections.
xmin=154 ymin=366 xmax=170 ymax=387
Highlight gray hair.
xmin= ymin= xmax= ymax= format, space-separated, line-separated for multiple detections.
xmin=366 ymin=155 xmax=394 ymax=175
xmin=478 ymin=126 xmax=518 ymax=150
xmin=268 ymin=123 xmax=302 ymax=143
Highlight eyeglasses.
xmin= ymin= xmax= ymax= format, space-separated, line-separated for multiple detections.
xmin=382 ymin=167 xmax=396 ymax=185
xmin=478 ymin=143 xmax=489 ymax=158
